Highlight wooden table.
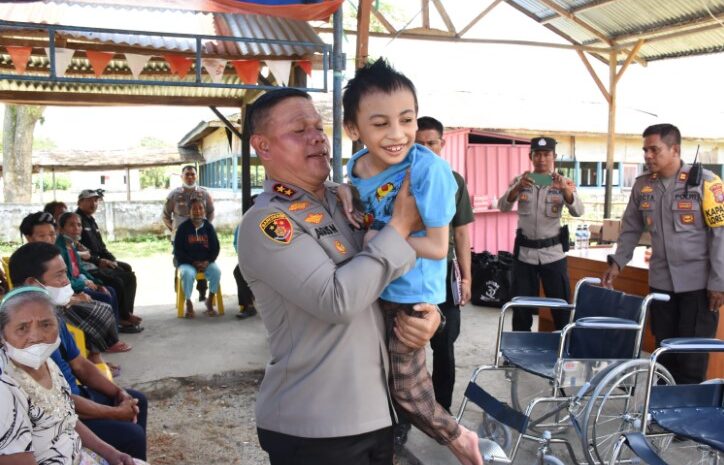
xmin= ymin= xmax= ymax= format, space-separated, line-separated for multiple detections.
xmin=537 ymin=246 xmax=723 ymax=379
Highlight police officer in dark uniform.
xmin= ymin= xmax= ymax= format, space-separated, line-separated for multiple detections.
xmin=498 ymin=137 xmax=584 ymax=331
xmin=604 ymin=123 xmax=723 ymax=384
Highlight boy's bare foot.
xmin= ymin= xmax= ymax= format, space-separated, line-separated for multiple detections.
xmin=448 ymin=425 xmax=484 ymax=465
xmin=204 ymin=293 xmax=218 ymax=316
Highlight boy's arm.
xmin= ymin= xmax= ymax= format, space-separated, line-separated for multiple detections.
xmin=407 ymin=225 xmax=449 ymax=260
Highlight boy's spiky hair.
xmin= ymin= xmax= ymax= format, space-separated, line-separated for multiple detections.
xmin=342 ymin=58 xmax=418 ymax=126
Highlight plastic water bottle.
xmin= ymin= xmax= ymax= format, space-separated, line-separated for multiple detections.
xmin=582 ymin=224 xmax=590 ymax=250
xmin=574 ymin=225 xmax=583 ymax=250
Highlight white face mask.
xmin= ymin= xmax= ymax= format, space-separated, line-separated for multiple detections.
xmin=5 ymin=337 xmax=61 ymax=370
xmin=42 ymin=283 xmax=74 ymax=306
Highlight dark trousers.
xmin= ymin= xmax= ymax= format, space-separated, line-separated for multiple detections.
xmin=81 ymin=387 xmax=148 ymax=460
xmin=511 ymin=257 xmax=571 ymax=331
xmin=83 ymin=286 xmax=120 ymax=323
xmin=430 ymin=261 xmax=461 ymax=412
xmin=258 ymin=427 xmax=393 ymax=465
xmin=233 ymin=264 xmax=255 ymax=307
xmin=649 ymin=288 xmax=719 ymax=384
xmin=90 ymin=262 xmax=136 ymax=320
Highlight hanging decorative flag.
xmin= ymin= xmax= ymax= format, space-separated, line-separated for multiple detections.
xmin=164 ymin=54 xmax=193 ymax=79
xmin=266 ymin=60 xmax=293 ymax=87
xmin=297 ymin=59 xmax=312 ymax=77
xmin=231 ymin=60 xmax=260 ymax=84
xmin=202 ymin=58 xmax=227 ymax=83
xmin=6 ymin=46 xmax=33 ymax=74
xmin=124 ymin=53 xmax=151 ymax=79
xmin=45 ymin=47 xmax=75 ymax=77
xmin=86 ymin=51 xmax=114 ymax=77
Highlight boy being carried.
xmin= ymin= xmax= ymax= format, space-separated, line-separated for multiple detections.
xmin=342 ymin=58 xmax=482 ymax=465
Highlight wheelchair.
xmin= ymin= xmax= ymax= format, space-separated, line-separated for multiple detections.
xmin=609 ymin=338 xmax=724 ymax=465
xmin=455 ymin=277 xmax=674 ymax=464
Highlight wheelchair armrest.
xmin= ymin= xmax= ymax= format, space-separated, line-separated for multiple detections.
xmin=574 ymin=316 xmax=641 ymax=330
xmin=506 ymin=297 xmax=572 ymax=309
xmin=660 ymin=338 xmax=724 ymax=352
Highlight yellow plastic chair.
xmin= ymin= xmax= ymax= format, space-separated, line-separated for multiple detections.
xmin=1 ymin=256 xmax=12 ymax=289
xmin=175 ymin=269 xmax=224 ymax=317
xmin=65 ymin=323 xmax=114 ymax=381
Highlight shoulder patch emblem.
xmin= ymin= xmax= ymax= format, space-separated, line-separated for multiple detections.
xmin=273 ymin=183 xmax=296 ymax=198
xmin=289 ymin=201 xmax=309 ymax=212
xmin=703 ymin=178 xmax=724 ymax=227
xmin=678 ymin=172 xmax=688 ymax=182
xmin=304 ymin=213 xmax=324 ymax=224
xmin=334 ymin=240 xmax=347 ymax=255
xmin=260 ymin=213 xmax=293 ymax=244
xmin=641 ymin=185 xmax=653 ymax=194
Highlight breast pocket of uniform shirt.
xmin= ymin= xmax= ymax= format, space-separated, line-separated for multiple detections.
xmin=545 ymin=193 xmax=564 ymax=218
xmin=639 ymin=199 xmax=656 ymax=233
xmin=517 ymin=190 xmax=533 ymax=215
xmin=672 ymin=198 xmax=702 ymax=232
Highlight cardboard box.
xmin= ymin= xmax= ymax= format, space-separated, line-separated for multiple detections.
xmin=601 ymin=219 xmax=622 ymax=243
xmin=588 ymin=223 xmax=602 ymax=242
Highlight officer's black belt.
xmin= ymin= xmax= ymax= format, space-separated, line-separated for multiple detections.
xmin=518 ymin=235 xmax=561 ymax=249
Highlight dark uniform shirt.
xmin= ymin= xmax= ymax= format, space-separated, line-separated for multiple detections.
xmin=76 ymin=209 xmax=115 ymax=265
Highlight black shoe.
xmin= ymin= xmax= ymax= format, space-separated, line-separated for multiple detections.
xmin=119 ymin=324 xmax=144 ymax=334
xmin=236 ymin=306 xmax=257 ymax=320
xmin=393 ymin=422 xmax=411 ymax=446
xmin=198 ymin=291 xmax=206 ymax=302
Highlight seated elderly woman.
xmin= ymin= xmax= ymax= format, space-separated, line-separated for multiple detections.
xmin=0 ymin=286 xmax=146 ymax=465
xmin=55 ymin=212 xmax=122 ymax=326
xmin=173 ymin=198 xmax=221 ymax=318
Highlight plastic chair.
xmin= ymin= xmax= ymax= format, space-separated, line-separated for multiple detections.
xmin=175 ymin=269 xmax=224 ymax=317
xmin=1 ymin=256 xmax=12 ymax=288
xmin=65 ymin=322 xmax=113 ymax=381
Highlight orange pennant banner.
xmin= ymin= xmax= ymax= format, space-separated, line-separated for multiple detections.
xmin=164 ymin=54 xmax=194 ymax=79
xmin=231 ymin=60 xmax=260 ymax=85
xmin=6 ymin=46 xmax=32 ymax=74
xmin=297 ymin=60 xmax=312 ymax=77
xmin=86 ymin=50 xmax=114 ymax=77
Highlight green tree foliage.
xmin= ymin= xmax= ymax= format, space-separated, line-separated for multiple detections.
xmin=343 ymin=0 xmax=405 ymax=34
xmin=140 ymin=166 xmax=170 ymax=189
xmin=138 ymin=136 xmax=168 ymax=148
xmin=33 ymin=174 xmax=70 ymax=191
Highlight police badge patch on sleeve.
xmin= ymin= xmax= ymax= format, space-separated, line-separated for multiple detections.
xmin=260 ymin=213 xmax=294 ymax=244
xmin=703 ymin=177 xmax=724 ymax=228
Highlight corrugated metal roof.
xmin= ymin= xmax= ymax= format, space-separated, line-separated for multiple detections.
xmin=508 ymin=0 xmax=724 ymax=62
xmin=0 ymin=0 xmax=324 ymax=58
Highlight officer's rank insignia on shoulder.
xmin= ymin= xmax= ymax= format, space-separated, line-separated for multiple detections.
xmin=641 ymin=185 xmax=653 ymax=194
xmin=304 ymin=213 xmax=324 ymax=224
xmin=273 ymin=183 xmax=296 ymax=198
xmin=678 ymin=172 xmax=688 ymax=182
xmin=334 ymin=240 xmax=347 ymax=255
xmin=260 ymin=212 xmax=294 ymax=244
xmin=703 ymin=178 xmax=724 ymax=227
xmin=289 ymin=201 xmax=309 ymax=212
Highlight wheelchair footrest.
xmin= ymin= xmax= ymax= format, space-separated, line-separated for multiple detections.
xmin=464 ymin=382 xmax=529 ymax=434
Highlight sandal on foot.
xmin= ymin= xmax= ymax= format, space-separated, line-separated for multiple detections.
xmin=203 ymin=308 xmax=218 ymax=317
xmin=107 ymin=341 xmax=132 ymax=353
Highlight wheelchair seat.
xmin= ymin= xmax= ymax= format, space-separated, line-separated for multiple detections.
xmin=501 ymin=332 xmax=559 ymax=379
xmin=649 ymin=383 xmax=724 ymax=452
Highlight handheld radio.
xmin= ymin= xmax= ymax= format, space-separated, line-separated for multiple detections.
xmin=687 ymin=145 xmax=702 ymax=187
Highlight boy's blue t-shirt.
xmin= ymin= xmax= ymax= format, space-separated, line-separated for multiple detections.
xmin=347 ymin=143 xmax=457 ymax=304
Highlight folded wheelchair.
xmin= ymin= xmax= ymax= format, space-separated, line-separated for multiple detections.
xmin=609 ymin=338 xmax=724 ymax=465
xmin=455 ymin=277 xmax=675 ymax=464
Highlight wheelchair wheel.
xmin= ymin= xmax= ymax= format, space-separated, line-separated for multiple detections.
xmin=477 ymin=412 xmax=512 ymax=453
xmin=581 ymin=359 xmax=675 ymax=465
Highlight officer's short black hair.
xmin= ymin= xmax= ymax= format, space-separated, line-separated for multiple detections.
xmin=9 ymin=242 xmax=61 ymax=286
xmin=342 ymin=58 xmax=418 ymax=127
xmin=181 ymin=165 xmax=196 ymax=173
xmin=247 ymin=88 xmax=312 ymax=135
xmin=643 ymin=124 xmax=681 ymax=147
xmin=417 ymin=117 xmax=444 ymax=137
xmin=19 ymin=211 xmax=56 ymax=238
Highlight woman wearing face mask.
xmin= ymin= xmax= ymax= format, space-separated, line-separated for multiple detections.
xmin=55 ymin=213 xmax=123 ymax=331
xmin=8 ymin=242 xmax=129 ymax=369
xmin=0 ymin=287 xmax=146 ymax=465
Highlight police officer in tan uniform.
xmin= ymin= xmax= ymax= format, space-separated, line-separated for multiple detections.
xmin=604 ymin=123 xmax=723 ymax=384
xmin=237 ymin=88 xmax=442 ymax=465
xmin=498 ymin=137 xmax=584 ymax=331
